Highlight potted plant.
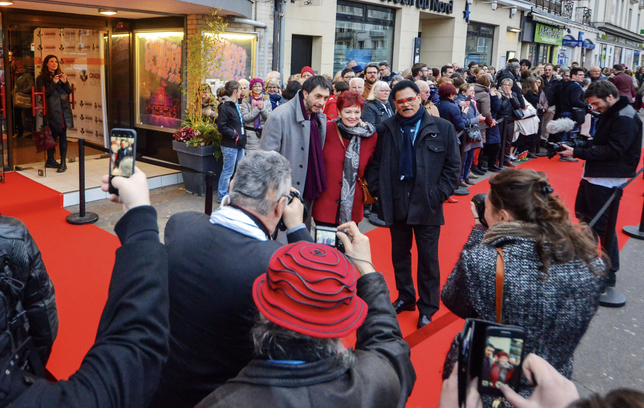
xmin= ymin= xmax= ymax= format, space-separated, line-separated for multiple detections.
xmin=172 ymin=9 xmax=227 ymax=196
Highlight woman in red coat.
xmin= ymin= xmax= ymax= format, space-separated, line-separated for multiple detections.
xmin=312 ymin=91 xmax=378 ymax=226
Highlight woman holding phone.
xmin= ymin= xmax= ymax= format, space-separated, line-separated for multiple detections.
xmin=36 ymin=54 xmax=73 ymax=173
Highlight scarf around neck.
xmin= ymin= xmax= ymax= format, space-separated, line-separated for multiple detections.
xmin=269 ymin=93 xmax=281 ymax=110
xmin=300 ymin=93 xmax=327 ymax=200
xmin=397 ymin=107 xmax=425 ymax=180
xmin=335 ymin=120 xmax=376 ymax=224
xmin=251 ymin=93 xmax=264 ymax=130
xmin=209 ymin=205 xmax=268 ymax=241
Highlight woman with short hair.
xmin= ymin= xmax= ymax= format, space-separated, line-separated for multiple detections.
xmin=361 ymin=81 xmax=393 ymax=126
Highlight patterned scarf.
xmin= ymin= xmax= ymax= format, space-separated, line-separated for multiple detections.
xmin=335 ymin=120 xmax=376 ymax=224
xmin=251 ymin=93 xmax=264 ymax=130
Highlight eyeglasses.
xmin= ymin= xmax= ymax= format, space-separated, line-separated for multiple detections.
xmin=344 ymin=75 xmax=355 ymax=79
xmin=395 ymin=95 xmax=417 ymax=106
xmin=267 ymin=86 xmax=279 ymax=89
xmin=240 ymin=86 xmax=249 ymax=90
xmin=379 ymin=89 xmax=391 ymax=93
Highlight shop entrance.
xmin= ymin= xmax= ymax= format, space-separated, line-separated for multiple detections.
xmin=291 ymin=35 xmax=313 ymax=75
xmin=6 ymin=19 xmax=108 ymax=171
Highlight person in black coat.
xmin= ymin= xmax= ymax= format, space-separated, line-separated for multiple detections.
xmin=216 ymin=81 xmax=247 ymax=201
xmin=361 ymin=81 xmax=393 ymax=126
xmin=4 ymin=169 xmax=170 ymax=408
xmin=149 ymin=151 xmax=313 ymax=408
xmin=36 ymin=55 xmax=73 ymax=173
xmin=497 ymin=78 xmax=522 ymax=167
xmin=366 ymin=80 xmax=460 ymax=329
xmin=560 ymin=81 xmax=642 ymax=289
xmin=557 ymin=67 xmax=590 ymax=146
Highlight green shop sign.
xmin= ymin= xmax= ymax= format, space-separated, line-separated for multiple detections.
xmin=534 ymin=23 xmax=563 ymax=46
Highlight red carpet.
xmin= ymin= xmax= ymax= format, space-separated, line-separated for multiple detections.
xmin=0 ymin=172 xmax=119 ymax=380
xmin=365 ymin=154 xmax=644 ymax=408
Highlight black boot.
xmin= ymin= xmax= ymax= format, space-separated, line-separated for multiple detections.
xmin=45 ymin=148 xmax=59 ymax=168
xmin=57 ymin=154 xmax=67 ymax=173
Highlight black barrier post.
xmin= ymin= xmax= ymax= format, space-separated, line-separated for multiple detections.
xmin=204 ymin=171 xmax=215 ymax=215
xmin=599 ymin=188 xmax=626 ymax=308
xmin=454 ymin=130 xmax=470 ymax=196
xmin=67 ymin=139 xmax=99 ymax=225
xmin=623 ymin=195 xmax=644 ymax=240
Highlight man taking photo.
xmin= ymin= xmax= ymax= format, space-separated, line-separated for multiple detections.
xmin=560 ymin=80 xmax=642 ymax=290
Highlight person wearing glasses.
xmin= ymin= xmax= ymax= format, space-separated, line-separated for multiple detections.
xmin=265 ymin=78 xmax=284 ymax=110
xmin=365 ymin=80 xmax=460 ymax=329
xmin=378 ymin=61 xmax=394 ymax=83
xmin=362 ymin=81 xmax=393 ymax=126
xmin=341 ymin=68 xmax=356 ymax=83
xmin=237 ymin=79 xmax=250 ymax=104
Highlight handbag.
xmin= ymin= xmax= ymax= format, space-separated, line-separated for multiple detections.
xmin=512 ymin=108 xmax=524 ymax=120
xmin=13 ymin=93 xmax=32 ymax=109
xmin=495 ymin=248 xmax=504 ymax=324
xmin=357 ymin=177 xmax=377 ymax=205
xmin=466 ymin=127 xmax=482 ymax=142
xmin=32 ymin=126 xmax=57 ymax=153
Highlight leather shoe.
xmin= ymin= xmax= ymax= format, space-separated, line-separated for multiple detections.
xmin=446 ymin=197 xmax=458 ymax=203
xmin=57 ymin=162 xmax=67 ymax=173
xmin=392 ymin=299 xmax=416 ymax=314
xmin=418 ymin=314 xmax=431 ymax=328
xmin=488 ymin=164 xmax=502 ymax=172
xmin=459 ymin=180 xmax=468 ymax=188
xmin=467 ymin=172 xmax=479 ymax=179
xmin=45 ymin=159 xmax=60 ymax=169
xmin=464 ymin=178 xmax=475 ymax=186
xmin=470 ymin=166 xmax=485 ymax=176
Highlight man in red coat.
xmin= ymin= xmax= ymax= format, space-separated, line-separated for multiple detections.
xmin=490 ymin=351 xmax=515 ymax=388
xmin=609 ymin=64 xmax=636 ymax=103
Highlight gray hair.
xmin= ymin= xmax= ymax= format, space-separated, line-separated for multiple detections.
xmin=252 ymin=314 xmax=354 ymax=365
xmin=500 ymin=78 xmax=514 ymax=86
xmin=367 ymin=80 xmax=390 ymax=101
xmin=228 ymin=151 xmax=292 ymax=216
xmin=390 ymin=74 xmax=404 ymax=83
xmin=506 ymin=62 xmax=520 ymax=74
xmin=349 ymin=77 xmax=364 ymax=87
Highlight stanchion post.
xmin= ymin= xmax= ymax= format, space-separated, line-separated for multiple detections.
xmin=66 ymin=139 xmax=99 ymax=225
xmin=623 ymin=195 xmax=644 ymax=240
xmin=204 ymin=171 xmax=215 ymax=215
xmin=599 ymin=188 xmax=626 ymax=308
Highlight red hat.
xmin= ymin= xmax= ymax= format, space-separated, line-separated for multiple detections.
xmin=253 ymin=242 xmax=368 ymax=338
xmin=301 ymin=66 xmax=315 ymax=77
xmin=496 ymin=351 xmax=509 ymax=359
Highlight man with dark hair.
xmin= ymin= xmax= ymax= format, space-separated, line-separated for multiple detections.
xmin=341 ymin=68 xmax=355 ymax=83
xmin=412 ymin=62 xmax=429 ymax=81
xmin=560 ymin=80 xmax=642 ymax=291
xmin=609 ymin=64 xmax=636 ymax=102
xmin=507 ymin=57 xmax=519 ymax=64
xmin=557 ymin=67 xmax=589 ymax=162
xmin=440 ymin=65 xmax=454 ymax=78
xmin=366 ymin=80 xmax=460 ymax=328
xmin=379 ymin=61 xmax=393 ymax=83
xmin=363 ymin=63 xmax=380 ymax=99
xmin=195 ymin=231 xmax=416 ymax=408
xmin=466 ymin=61 xmax=478 ymax=83
xmin=261 ymin=75 xmax=333 ymax=227
xmin=520 ymin=59 xmax=532 ymax=72
xmin=150 ymin=152 xmax=312 ymax=408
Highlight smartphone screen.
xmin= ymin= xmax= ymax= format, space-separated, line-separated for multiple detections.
xmin=479 ymin=327 xmax=525 ymax=395
xmin=108 ymin=128 xmax=137 ymax=195
xmin=315 ymin=227 xmax=337 ymax=247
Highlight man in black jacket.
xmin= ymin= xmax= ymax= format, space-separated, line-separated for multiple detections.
xmin=557 ymin=67 xmax=589 ymax=162
xmin=366 ymin=80 xmax=460 ymax=328
xmin=560 ymin=80 xmax=642 ymax=288
xmin=150 ymin=151 xmax=313 ymax=408
xmin=196 ymin=225 xmax=416 ymax=408
xmin=3 ymin=168 xmax=170 ymax=408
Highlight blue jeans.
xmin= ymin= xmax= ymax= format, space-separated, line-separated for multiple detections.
xmin=461 ymin=149 xmax=475 ymax=180
xmin=218 ymin=146 xmax=244 ymax=200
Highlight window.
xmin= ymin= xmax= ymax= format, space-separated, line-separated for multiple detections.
xmin=465 ymin=22 xmax=495 ymax=66
xmin=334 ymin=1 xmax=395 ymax=74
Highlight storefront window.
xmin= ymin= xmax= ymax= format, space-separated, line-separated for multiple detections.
xmin=206 ymin=32 xmax=257 ymax=83
xmin=134 ymin=31 xmax=183 ymax=132
xmin=334 ymin=1 xmax=395 ymax=74
xmin=465 ymin=22 xmax=495 ymax=66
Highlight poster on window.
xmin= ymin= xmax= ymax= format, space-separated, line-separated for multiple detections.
xmin=207 ymin=33 xmax=256 ymax=82
xmin=135 ymin=31 xmax=183 ymax=131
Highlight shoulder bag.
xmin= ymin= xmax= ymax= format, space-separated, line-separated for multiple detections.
xmin=495 ymin=248 xmax=504 ymax=324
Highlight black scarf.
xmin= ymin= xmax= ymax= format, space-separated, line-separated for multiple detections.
xmin=396 ymin=107 xmax=425 ymax=180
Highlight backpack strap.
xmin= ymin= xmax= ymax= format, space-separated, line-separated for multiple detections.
xmin=495 ymin=248 xmax=504 ymax=325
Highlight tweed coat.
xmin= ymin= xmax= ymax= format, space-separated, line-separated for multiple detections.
xmin=442 ymin=223 xmax=604 ymax=405
xmin=240 ymin=93 xmax=272 ymax=151
xmin=260 ymin=90 xmax=327 ymax=193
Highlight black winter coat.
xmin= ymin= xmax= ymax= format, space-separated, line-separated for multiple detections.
xmin=216 ymin=98 xmax=246 ymax=149
xmin=150 ymin=211 xmax=313 ymax=408
xmin=366 ymin=111 xmax=461 ymax=226
xmin=35 ymin=76 xmax=73 ymax=133
xmin=195 ymin=273 xmax=416 ymax=408
xmin=8 ymin=206 xmax=170 ymax=408
xmin=496 ymin=69 xmax=526 ymax=109
xmin=573 ymin=96 xmax=642 ymax=178
xmin=498 ymin=92 xmax=521 ymax=119
xmin=0 ymin=216 xmax=57 ymax=364
xmin=361 ymin=99 xmax=393 ymax=126
xmin=560 ymin=81 xmax=588 ymax=114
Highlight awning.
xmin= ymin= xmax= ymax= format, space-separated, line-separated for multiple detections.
xmin=562 ymin=39 xmax=581 ymax=47
xmin=594 ymin=23 xmax=644 ymax=44
xmin=529 ymin=10 xmax=603 ymax=34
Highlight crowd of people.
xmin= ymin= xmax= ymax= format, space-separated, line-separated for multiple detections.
xmin=0 ymin=55 xmax=641 ymax=407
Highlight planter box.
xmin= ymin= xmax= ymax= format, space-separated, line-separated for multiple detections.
xmin=172 ymin=140 xmax=222 ymax=196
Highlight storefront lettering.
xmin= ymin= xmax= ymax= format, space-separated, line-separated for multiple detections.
xmin=144 ymin=38 xmax=181 ymax=85
xmin=381 ymin=0 xmax=453 ymax=14
xmin=210 ymin=39 xmax=249 ymax=81
xmin=534 ymin=23 xmax=563 ymax=46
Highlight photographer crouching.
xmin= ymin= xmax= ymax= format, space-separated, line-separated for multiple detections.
xmin=559 ymin=80 xmax=642 ymax=288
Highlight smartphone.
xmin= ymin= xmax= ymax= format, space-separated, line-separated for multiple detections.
xmin=108 ymin=128 xmax=137 ymax=195
xmin=478 ymin=325 xmax=526 ymax=397
xmin=314 ymin=226 xmax=345 ymax=253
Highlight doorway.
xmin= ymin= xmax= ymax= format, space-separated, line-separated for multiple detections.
xmin=291 ymin=34 xmax=312 ymax=75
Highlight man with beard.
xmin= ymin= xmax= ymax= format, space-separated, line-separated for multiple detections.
xmin=261 ymin=75 xmax=332 ymax=228
xmin=412 ymin=62 xmax=429 ymax=81
xmin=379 ymin=61 xmax=394 ymax=83
xmin=363 ymin=63 xmax=380 ymax=99
xmin=366 ymin=80 xmax=460 ymax=329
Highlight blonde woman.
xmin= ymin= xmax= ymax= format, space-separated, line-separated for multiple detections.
xmin=361 ymin=80 xmax=392 ymax=126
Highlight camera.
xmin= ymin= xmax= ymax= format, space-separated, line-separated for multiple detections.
xmin=457 ymin=319 xmax=526 ymax=405
xmin=472 ymin=193 xmax=488 ymax=228
xmin=546 ymin=137 xmax=591 ymax=159
xmin=276 ymin=190 xmax=307 ymax=231
xmin=314 ymin=226 xmax=345 ymax=253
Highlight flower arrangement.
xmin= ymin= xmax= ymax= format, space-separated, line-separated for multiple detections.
xmin=173 ymin=126 xmax=201 ymax=145
xmin=172 ymin=123 xmax=223 ymax=158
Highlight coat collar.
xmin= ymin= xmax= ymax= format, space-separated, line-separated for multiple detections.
xmin=230 ymin=355 xmax=349 ymax=386
xmin=383 ymin=109 xmax=439 ymax=148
